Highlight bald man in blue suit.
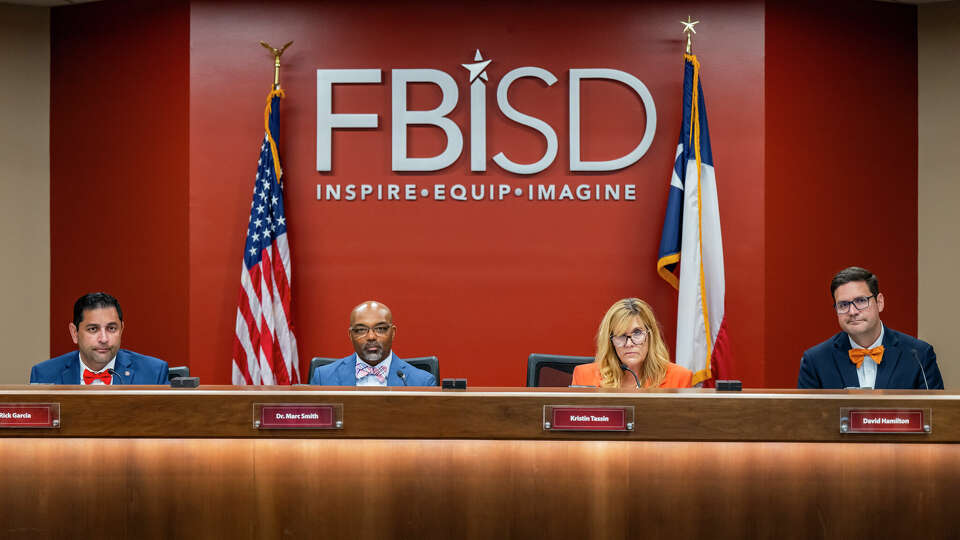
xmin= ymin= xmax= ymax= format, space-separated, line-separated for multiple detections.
xmin=309 ymin=301 xmax=435 ymax=387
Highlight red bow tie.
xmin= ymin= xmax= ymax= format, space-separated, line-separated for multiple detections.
xmin=83 ymin=369 xmax=113 ymax=385
xmin=356 ymin=363 xmax=386 ymax=383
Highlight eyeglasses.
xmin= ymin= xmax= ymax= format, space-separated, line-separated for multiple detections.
xmin=610 ymin=328 xmax=648 ymax=348
xmin=350 ymin=325 xmax=392 ymax=338
xmin=835 ymin=295 xmax=876 ymax=314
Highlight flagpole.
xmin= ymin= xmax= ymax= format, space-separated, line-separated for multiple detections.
xmin=680 ymin=16 xmax=699 ymax=55
xmin=259 ymin=41 xmax=292 ymax=180
xmin=259 ymin=40 xmax=293 ymax=90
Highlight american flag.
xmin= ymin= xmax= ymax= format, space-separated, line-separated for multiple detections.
xmin=232 ymin=88 xmax=300 ymax=385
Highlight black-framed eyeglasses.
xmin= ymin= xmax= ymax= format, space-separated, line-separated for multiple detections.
xmin=835 ymin=295 xmax=875 ymax=314
xmin=610 ymin=328 xmax=648 ymax=348
xmin=350 ymin=324 xmax=392 ymax=338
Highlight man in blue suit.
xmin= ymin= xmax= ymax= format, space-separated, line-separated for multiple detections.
xmin=309 ymin=300 xmax=435 ymax=386
xmin=798 ymin=267 xmax=943 ymax=390
xmin=30 ymin=292 xmax=168 ymax=385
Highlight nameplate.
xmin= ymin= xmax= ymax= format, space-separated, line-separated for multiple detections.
xmin=0 ymin=403 xmax=60 ymax=428
xmin=840 ymin=408 xmax=930 ymax=434
xmin=543 ymin=405 xmax=634 ymax=432
xmin=253 ymin=403 xmax=343 ymax=430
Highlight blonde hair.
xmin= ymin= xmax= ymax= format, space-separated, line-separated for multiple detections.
xmin=595 ymin=298 xmax=672 ymax=388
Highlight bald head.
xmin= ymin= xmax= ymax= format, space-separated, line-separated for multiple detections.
xmin=350 ymin=301 xmax=393 ymax=325
xmin=348 ymin=301 xmax=396 ymax=366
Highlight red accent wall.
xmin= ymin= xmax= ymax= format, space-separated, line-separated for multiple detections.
xmin=48 ymin=0 xmax=918 ymax=388
xmin=188 ymin=0 xmax=764 ymax=386
xmin=50 ymin=0 xmax=190 ymax=362
xmin=764 ymin=0 xmax=918 ymax=386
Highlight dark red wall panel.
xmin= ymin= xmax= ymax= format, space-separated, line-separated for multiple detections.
xmin=50 ymin=0 xmax=190 ymax=364
xmin=188 ymin=0 xmax=765 ymax=385
xmin=764 ymin=0 xmax=918 ymax=386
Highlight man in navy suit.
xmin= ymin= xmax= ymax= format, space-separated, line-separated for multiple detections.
xmin=798 ymin=267 xmax=943 ymax=390
xmin=30 ymin=292 xmax=168 ymax=385
xmin=309 ymin=300 xmax=435 ymax=386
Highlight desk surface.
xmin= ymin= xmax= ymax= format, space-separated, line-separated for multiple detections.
xmin=1 ymin=385 xmax=955 ymax=441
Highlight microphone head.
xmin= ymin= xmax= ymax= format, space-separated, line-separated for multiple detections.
xmin=105 ymin=367 xmax=127 ymax=385
xmin=396 ymin=370 xmax=405 ymax=378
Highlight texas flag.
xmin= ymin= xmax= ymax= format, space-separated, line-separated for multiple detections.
xmin=656 ymin=53 xmax=731 ymax=386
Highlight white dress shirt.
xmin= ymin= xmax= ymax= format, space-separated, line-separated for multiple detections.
xmin=355 ymin=352 xmax=394 ymax=387
xmin=849 ymin=324 xmax=884 ymax=389
xmin=79 ymin=354 xmax=117 ymax=385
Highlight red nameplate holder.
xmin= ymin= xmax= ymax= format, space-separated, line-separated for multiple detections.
xmin=0 ymin=403 xmax=61 ymax=428
xmin=253 ymin=403 xmax=343 ymax=430
xmin=840 ymin=408 xmax=931 ymax=434
xmin=543 ymin=405 xmax=634 ymax=432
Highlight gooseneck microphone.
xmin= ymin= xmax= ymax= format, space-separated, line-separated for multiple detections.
xmin=396 ymin=370 xmax=408 ymax=386
xmin=619 ymin=364 xmax=641 ymax=388
xmin=912 ymin=349 xmax=930 ymax=391
xmin=107 ymin=368 xmax=126 ymax=386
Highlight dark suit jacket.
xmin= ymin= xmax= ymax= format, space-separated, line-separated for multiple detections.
xmin=309 ymin=354 xmax=436 ymax=386
xmin=29 ymin=349 xmax=169 ymax=385
xmin=797 ymin=326 xmax=943 ymax=390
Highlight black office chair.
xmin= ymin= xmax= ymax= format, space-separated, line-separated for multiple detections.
xmin=308 ymin=356 xmax=440 ymax=386
xmin=405 ymin=356 xmax=440 ymax=385
xmin=168 ymin=366 xmax=190 ymax=380
xmin=526 ymin=354 xmax=593 ymax=387
xmin=309 ymin=357 xmax=337 ymax=378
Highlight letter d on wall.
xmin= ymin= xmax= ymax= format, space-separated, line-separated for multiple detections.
xmin=569 ymin=69 xmax=656 ymax=172
xmin=392 ymin=69 xmax=463 ymax=171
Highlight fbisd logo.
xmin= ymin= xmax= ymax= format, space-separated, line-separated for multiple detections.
xmin=317 ymin=50 xmax=657 ymax=174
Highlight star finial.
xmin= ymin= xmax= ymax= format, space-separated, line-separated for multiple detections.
xmin=680 ymin=16 xmax=700 ymax=54
xmin=462 ymin=49 xmax=492 ymax=84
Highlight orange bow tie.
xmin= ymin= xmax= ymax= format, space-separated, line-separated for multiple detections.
xmin=848 ymin=346 xmax=884 ymax=369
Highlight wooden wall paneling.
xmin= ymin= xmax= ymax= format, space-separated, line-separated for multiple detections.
xmin=1 ymin=439 xmax=958 ymax=539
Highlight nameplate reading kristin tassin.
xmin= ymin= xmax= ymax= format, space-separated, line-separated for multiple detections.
xmin=543 ymin=406 xmax=634 ymax=432
xmin=0 ymin=403 xmax=60 ymax=428
xmin=840 ymin=408 xmax=931 ymax=434
xmin=253 ymin=404 xmax=343 ymax=430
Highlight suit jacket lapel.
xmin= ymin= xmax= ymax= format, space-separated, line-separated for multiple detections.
xmin=874 ymin=327 xmax=900 ymax=389
xmin=387 ymin=357 xmax=404 ymax=386
xmin=337 ymin=355 xmax=358 ymax=386
xmin=61 ymin=352 xmax=81 ymax=384
xmin=833 ymin=334 xmax=859 ymax=388
xmin=114 ymin=350 xmax=133 ymax=384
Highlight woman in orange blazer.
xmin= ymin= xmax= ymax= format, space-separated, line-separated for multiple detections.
xmin=572 ymin=298 xmax=692 ymax=389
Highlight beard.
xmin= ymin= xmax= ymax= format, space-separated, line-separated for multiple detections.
xmin=361 ymin=347 xmax=384 ymax=363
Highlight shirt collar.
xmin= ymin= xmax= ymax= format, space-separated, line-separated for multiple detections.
xmin=79 ymin=353 xmax=117 ymax=385
xmin=848 ymin=323 xmax=884 ymax=350
xmin=355 ymin=351 xmax=394 ymax=372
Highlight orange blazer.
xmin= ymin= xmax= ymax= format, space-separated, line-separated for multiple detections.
xmin=571 ymin=361 xmax=693 ymax=388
